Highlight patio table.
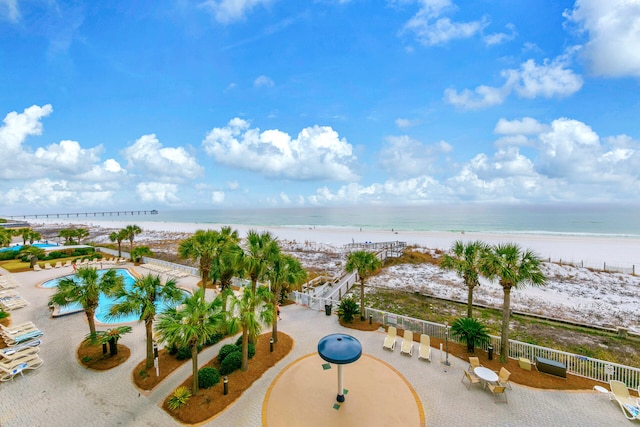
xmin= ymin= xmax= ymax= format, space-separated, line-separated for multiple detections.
xmin=474 ymin=366 xmax=498 ymax=389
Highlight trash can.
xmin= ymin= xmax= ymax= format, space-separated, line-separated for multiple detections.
xmin=488 ymin=345 xmax=494 ymax=361
xmin=324 ymin=304 xmax=331 ymax=316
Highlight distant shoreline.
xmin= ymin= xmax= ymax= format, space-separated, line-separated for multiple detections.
xmin=28 ymin=217 xmax=640 ymax=270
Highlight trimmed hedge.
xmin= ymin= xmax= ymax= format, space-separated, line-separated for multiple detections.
xmin=198 ymin=367 xmax=221 ymax=389
xmin=219 ymin=351 xmax=242 ymax=375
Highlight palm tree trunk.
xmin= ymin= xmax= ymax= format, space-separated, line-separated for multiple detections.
xmin=467 ymin=284 xmax=474 ymax=319
xmin=87 ymin=309 xmax=97 ymax=335
xmin=360 ymin=278 xmax=365 ymax=321
xmin=145 ymin=320 xmax=154 ymax=369
xmin=117 ymin=242 xmax=122 ymax=257
xmin=241 ymin=327 xmax=249 ymax=371
xmin=109 ymin=338 xmax=118 ymax=356
xmin=191 ymin=344 xmax=199 ymax=395
xmin=500 ymin=286 xmax=512 ymax=363
xmin=272 ymin=289 xmax=281 ymax=343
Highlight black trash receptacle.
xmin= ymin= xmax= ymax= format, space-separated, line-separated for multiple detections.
xmin=324 ymin=304 xmax=331 ymax=316
xmin=488 ymin=345 xmax=494 ymax=360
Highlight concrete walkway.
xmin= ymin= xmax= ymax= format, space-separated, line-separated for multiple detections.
xmin=0 ymin=266 xmax=628 ymax=426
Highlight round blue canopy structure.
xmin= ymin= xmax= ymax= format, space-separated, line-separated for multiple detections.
xmin=317 ymin=334 xmax=362 ymax=365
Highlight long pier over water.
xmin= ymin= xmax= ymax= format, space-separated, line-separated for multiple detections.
xmin=5 ymin=209 xmax=158 ymax=219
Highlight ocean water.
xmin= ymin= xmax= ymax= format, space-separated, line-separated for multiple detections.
xmin=121 ymin=204 xmax=640 ymax=238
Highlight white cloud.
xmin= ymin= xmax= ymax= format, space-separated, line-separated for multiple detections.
xmin=103 ymin=159 xmax=124 ymax=173
xmin=379 ymin=135 xmax=452 ymax=178
xmin=122 ymin=134 xmax=203 ymax=181
xmin=444 ymin=84 xmax=508 ymax=109
xmin=504 ymin=56 xmax=583 ymax=99
xmin=4 ymin=179 xmax=115 ymax=208
xmin=395 ymin=118 xmax=421 ymax=128
xmin=565 ymin=0 xmax=640 ymax=77
xmin=200 ymin=0 xmax=271 ymax=24
xmin=445 ymin=53 xmax=582 ymax=109
xmin=494 ymin=117 xmax=549 ymax=135
xmin=226 ymin=180 xmax=240 ymax=190
xmin=0 ymin=104 xmax=53 ymax=153
xmin=402 ymin=0 xmax=489 ymax=46
xmin=136 ymin=182 xmax=180 ymax=204
xmin=202 ymin=118 xmax=359 ymax=181
xmin=211 ymin=191 xmax=225 ymax=204
xmin=0 ymin=0 xmax=19 ymax=22
xmin=34 ymin=140 xmax=101 ymax=174
xmin=483 ymin=23 xmax=517 ymax=46
xmin=254 ymin=75 xmax=274 ymax=88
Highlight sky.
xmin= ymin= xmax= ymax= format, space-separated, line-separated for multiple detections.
xmin=1 ymin=0 xmax=639 ymax=214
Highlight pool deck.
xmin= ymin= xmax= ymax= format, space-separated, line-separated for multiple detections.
xmin=0 ymin=265 xmax=627 ymax=427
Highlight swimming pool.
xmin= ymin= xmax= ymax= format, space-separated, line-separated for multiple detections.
xmin=0 ymin=243 xmax=61 ymax=252
xmin=43 ymin=269 xmax=188 ymax=324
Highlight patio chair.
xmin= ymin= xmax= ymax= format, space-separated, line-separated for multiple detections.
xmin=3 ymin=329 xmax=43 ymax=346
xmin=54 ymin=262 xmax=62 ymax=268
xmin=0 ymin=339 xmax=41 ymax=358
xmin=1 ymin=321 xmax=38 ymax=337
xmin=610 ymin=380 xmax=640 ymax=420
xmin=44 ymin=263 xmax=53 ymax=270
xmin=0 ymin=353 xmax=44 ymax=382
xmin=1 ymin=298 xmax=29 ymax=311
xmin=488 ymin=383 xmax=508 ymax=403
xmin=400 ymin=330 xmax=413 ymax=356
xmin=383 ymin=326 xmax=397 ymax=351
xmin=63 ymin=260 xmax=72 ymax=267
xmin=468 ymin=356 xmax=482 ymax=372
xmin=461 ymin=370 xmax=481 ymax=390
xmin=418 ymin=334 xmax=431 ymax=362
xmin=0 ymin=344 xmax=40 ymax=361
xmin=497 ymin=367 xmax=512 ymax=390
xmin=33 ymin=264 xmax=43 ymax=271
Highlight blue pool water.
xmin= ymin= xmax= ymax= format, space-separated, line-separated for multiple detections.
xmin=0 ymin=243 xmax=60 ymax=252
xmin=43 ymin=269 xmax=187 ymax=324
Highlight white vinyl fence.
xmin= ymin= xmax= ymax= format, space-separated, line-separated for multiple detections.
xmin=364 ymin=308 xmax=640 ymax=390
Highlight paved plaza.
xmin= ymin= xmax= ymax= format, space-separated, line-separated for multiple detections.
xmin=0 ymin=265 xmax=629 ymax=426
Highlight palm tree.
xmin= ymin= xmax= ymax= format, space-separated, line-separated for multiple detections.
xmin=480 ymin=243 xmax=546 ymax=363
xmin=109 ymin=274 xmax=184 ymax=369
xmin=27 ymin=230 xmax=42 ymax=244
xmin=0 ymin=228 xmax=12 ymax=247
xmin=345 ymin=250 xmax=382 ymax=321
xmin=225 ymin=286 xmax=274 ymax=371
xmin=49 ymin=267 xmax=124 ymax=335
xmin=17 ymin=228 xmax=31 ymax=245
xmin=440 ymin=240 xmax=490 ymax=318
xmin=58 ymin=228 xmax=77 ymax=245
xmin=154 ymin=291 xmax=224 ymax=395
xmin=109 ymin=230 xmax=127 ymax=257
xmin=240 ymin=230 xmax=280 ymax=294
xmin=74 ymin=228 xmax=90 ymax=245
xmin=130 ymin=245 xmax=154 ymax=263
xmin=268 ymin=254 xmax=306 ymax=343
xmin=19 ymin=246 xmax=46 ymax=268
xmin=178 ymin=229 xmax=220 ymax=292
xmin=84 ymin=326 xmax=132 ymax=356
xmin=123 ymin=225 xmax=142 ymax=257
xmin=209 ymin=226 xmax=241 ymax=292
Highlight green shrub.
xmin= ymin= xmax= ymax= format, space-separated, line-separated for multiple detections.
xmin=205 ymin=331 xmax=225 ymax=346
xmin=167 ymin=386 xmax=192 ymax=410
xmin=82 ymin=356 xmax=92 ymax=363
xmin=0 ymin=309 xmax=8 ymax=320
xmin=219 ymin=351 xmax=242 ymax=375
xmin=337 ymin=297 xmax=359 ymax=323
xmin=234 ymin=336 xmax=243 ymax=346
xmin=218 ymin=344 xmax=239 ymax=363
xmin=175 ymin=346 xmax=192 ymax=360
xmin=167 ymin=343 xmax=179 ymax=355
xmin=198 ymin=367 xmax=221 ymax=389
xmin=248 ymin=342 xmax=256 ymax=359
xmin=0 ymin=250 xmax=19 ymax=261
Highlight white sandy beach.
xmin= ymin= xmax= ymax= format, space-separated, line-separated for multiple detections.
xmin=27 ymin=218 xmax=640 ymax=334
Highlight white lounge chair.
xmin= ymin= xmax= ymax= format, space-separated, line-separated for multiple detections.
xmin=418 ymin=334 xmax=432 ymax=362
xmin=44 ymin=263 xmax=53 ymax=270
xmin=33 ymin=264 xmax=42 ymax=271
xmin=610 ymin=380 xmax=640 ymax=420
xmin=0 ymin=344 xmax=40 ymax=361
xmin=1 ymin=322 xmax=38 ymax=336
xmin=54 ymin=262 xmax=62 ymax=268
xmin=3 ymin=329 xmax=43 ymax=346
xmin=0 ymin=339 xmax=41 ymax=358
xmin=0 ymin=353 xmax=44 ymax=381
xmin=1 ymin=298 xmax=29 ymax=311
xmin=383 ymin=326 xmax=397 ymax=351
xmin=400 ymin=330 xmax=413 ymax=356
xmin=63 ymin=260 xmax=72 ymax=267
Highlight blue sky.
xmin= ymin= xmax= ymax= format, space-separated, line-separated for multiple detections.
xmin=1 ymin=0 xmax=639 ymax=214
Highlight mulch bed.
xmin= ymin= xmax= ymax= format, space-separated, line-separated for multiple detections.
xmin=163 ymin=331 xmax=293 ymax=424
xmin=77 ymin=343 xmax=131 ymax=370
